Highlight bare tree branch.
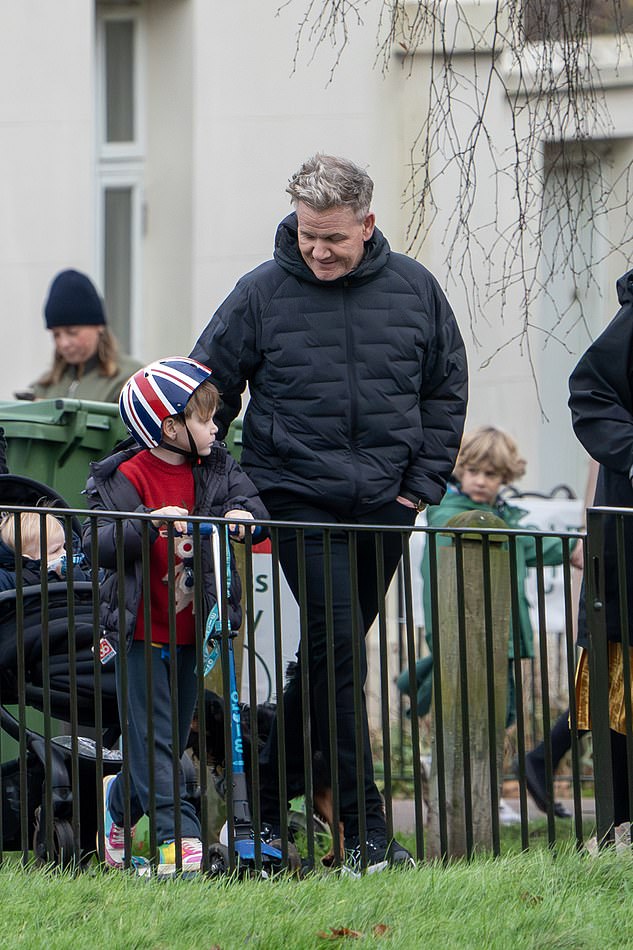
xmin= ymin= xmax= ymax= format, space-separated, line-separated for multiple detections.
xmin=282 ymin=0 xmax=633 ymax=395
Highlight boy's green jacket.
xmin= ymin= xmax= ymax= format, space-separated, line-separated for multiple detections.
xmin=421 ymin=485 xmax=578 ymax=661
xmin=399 ymin=485 xmax=578 ymax=718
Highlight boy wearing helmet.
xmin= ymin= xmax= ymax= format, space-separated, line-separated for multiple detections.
xmin=83 ymin=357 xmax=268 ymax=876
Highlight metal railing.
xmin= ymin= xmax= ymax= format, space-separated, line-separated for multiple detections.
xmin=585 ymin=505 xmax=633 ymax=849
xmin=0 ymin=503 xmax=605 ymax=871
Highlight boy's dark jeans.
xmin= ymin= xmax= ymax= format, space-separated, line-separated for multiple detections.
xmin=110 ymin=641 xmax=201 ymax=844
xmin=258 ymin=494 xmax=416 ymax=840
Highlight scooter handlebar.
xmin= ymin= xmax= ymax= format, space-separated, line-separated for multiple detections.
xmin=185 ymin=521 xmax=264 ymax=542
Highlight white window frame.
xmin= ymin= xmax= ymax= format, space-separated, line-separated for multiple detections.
xmin=95 ymin=5 xmax=145 ymax=160
xmin=96 ymin=169 xmax=145 ymax=356
xmin=95 ymin=2 xmax=146 ymax=354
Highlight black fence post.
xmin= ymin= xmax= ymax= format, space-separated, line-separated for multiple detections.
xmin=585 ymin=507 xmax=614 ymax=846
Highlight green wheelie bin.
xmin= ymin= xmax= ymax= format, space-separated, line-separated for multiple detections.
xmin=224 ymin=417 xmax=243 ymax=462
xmin=0 ymin=398 xmax=128 ymax=511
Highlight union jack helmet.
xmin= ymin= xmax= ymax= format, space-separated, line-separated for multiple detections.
xmin=119 ymin=357 xmax=213 ymax=448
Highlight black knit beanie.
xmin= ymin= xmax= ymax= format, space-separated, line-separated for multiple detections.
xmin=44 ymin=269 xmax=106 ymax=329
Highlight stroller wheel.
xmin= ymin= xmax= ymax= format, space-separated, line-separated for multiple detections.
xmin=32 ymin=806 xmax=77 ymax=870
xmin=207 ymin=842 xmax=230 ymax=876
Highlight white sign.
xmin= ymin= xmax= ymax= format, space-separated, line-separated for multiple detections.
xmin=240 ymin=544 xmax=300 ymax=705
xmin=514 ymin=491 xmax=584 ymax=636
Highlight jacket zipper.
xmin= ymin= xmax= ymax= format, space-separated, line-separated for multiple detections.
xmin=343 ymin=282 xmax=362 ymax=509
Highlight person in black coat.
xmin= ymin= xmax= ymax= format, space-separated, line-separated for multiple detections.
xmin=568 ymin=267 xmax=633 ymax=828
xmin=191 ymin=154 xmax=468 ymax=871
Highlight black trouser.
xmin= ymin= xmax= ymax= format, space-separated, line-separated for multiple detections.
xmin=527 ymin=709 xmax=581 ymax=772
xmin=530 ymin=713 xmax=631 ymax=823
xmin=259 ymin=495 xmax=416 ymax=840
xmin=611 ymin=729 xmax=631 ymax=826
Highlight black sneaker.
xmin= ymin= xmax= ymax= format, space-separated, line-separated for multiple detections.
xmin=260 ymin=822 xmax=295 ymax=845
xmin=387 ymin=838 xmax=416 ymax=867
xmin=343 ymin=835 xmax=415 ymax=876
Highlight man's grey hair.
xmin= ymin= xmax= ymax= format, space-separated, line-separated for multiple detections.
xmin=286 ymin=154 xmax=374 ymax=219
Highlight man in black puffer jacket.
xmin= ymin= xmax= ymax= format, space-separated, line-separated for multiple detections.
xmin=191 ymin=154 xmax=468 ymax=872
xmin=568 ymin=268 xmax=633 ymax=831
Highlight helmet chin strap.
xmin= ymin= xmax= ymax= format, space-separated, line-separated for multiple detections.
xmin=159 ymin=421 xmax=201 ymax=463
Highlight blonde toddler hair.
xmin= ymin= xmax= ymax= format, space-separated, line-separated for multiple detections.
xmin=454 ymin=426 xmax=527 ymax=485
xmin=0 ymin=511 xmax=65 ymax=562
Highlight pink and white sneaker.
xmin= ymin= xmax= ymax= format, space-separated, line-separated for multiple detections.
xmin=157 ymin=837 xmax=203 ymax=877
xmin=100 ymin=774 xmax=136 ymax=868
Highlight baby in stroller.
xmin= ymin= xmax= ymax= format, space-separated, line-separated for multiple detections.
xmin=0 ymin=508 xmax=89 ymax=589
xmin=0 ymin=474 xmax=119 ymax=867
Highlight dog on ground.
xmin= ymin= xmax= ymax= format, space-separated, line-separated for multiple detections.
xmin=188 ymin=687 xmax=343 ymax=865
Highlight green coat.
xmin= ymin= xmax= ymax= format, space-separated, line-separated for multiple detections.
xmin=31 ymin=353 xmax=142 ymax=404
xmin=421 ymin=485 xmax=576 ymax=660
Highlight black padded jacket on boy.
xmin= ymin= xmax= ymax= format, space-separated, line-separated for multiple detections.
xmin=82 ymin=444 xmax=268 ymax=657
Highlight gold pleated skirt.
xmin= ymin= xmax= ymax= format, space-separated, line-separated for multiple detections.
xmin=575 ymin=642 xmax=633 ymax=735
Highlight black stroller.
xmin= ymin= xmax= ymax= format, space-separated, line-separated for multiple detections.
xmin=0 ymin=473 xmax=121 ymax=868
xmin=0 ymin=473 xmax=202 ymax=871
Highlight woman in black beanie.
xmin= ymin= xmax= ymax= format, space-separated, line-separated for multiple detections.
xmin=25 ymin=269 xmax=141 ymax=403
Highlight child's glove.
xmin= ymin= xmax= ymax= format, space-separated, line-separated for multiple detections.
xmin=224 ymin=508 xmax=254 ymax=541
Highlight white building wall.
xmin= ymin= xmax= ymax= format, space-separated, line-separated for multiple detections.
xmin=142 ymin=0 xmax=194 ymax=359
xmin=397 ymin=29 xmax=544 ymax=490
xmin=398 ymin=2 xmax=633 ymax=498
xmin=0 ymin=0 xmax=95 ymax=400
xmin=188 ymin=0 xmax=404 ymax=343
xmin=1 ymin=0 xmax=633 ymax=501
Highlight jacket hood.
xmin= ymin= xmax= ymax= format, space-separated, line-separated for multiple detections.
xmin=90 ymin=442 xmax=234 ymax=482
xmin=0 ymin=537 xmax=15 ymax=569
xmin=273 ymin=212 xmax=390 ymax=286
xmin=439 ymin=483 xmax=529 ymax=524
xmin=616 ymin=268 xmax=633 ymax=308
xmin=0 ymin=536 xmax=45 ymax=578
xmin=90 ymin=445 xmax=142 ymax=482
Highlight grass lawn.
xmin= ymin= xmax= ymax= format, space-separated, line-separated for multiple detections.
xmin=2 ymin=824 xmax=633 ymax=949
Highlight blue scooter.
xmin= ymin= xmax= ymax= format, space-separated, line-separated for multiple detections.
xmin=193 ymin=521 xmax=298 ymax=877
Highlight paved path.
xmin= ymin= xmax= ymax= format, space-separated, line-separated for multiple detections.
xmin=391 ymin=796 xmax=595 ymax=833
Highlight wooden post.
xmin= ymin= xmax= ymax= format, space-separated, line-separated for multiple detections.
xmin=426 ymin=510 xmax=511 ymax=857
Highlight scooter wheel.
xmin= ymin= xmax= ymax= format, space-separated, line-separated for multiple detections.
xmin=207 ymin=842 xmax=230 ymax=876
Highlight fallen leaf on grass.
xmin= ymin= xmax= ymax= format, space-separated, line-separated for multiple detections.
xmin=316 ymin=922 xmax=391 ymax=940
xmin=317 ymin=927 xmax=363 ymax=939
xmin=519 ymin=891 xmax=543 ymax=905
